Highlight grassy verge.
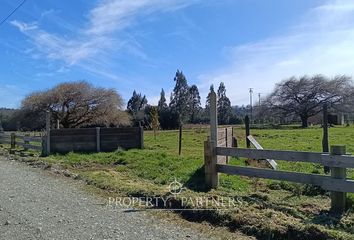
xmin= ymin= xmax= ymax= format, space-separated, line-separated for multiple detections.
xmin=2 ymin=125 xmax=354 ymax=239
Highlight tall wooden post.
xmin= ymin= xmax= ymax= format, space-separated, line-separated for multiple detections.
xmin=96 ymin=127 xmax=101 ymax=152
xmin=9 ymin=133 xmax=16 ymax=154
xmin=45 ymin=111 xmax=51 ymax=156
xmin=204 ymin=137 xmax=217 ymax=189
xmin=10 ymin=133 xmax=16 ymax=149
xmin=178 ymin=125 xmax=182 ymax=155
xmin=210 ymin=91 xmax=217 ymax=147
xmin=139 ymin=126 xmax=144 ymax=149
xmin=322 ymin=103 xmax=330 ymax=173
xmin=245 ymin=115 xmax=251 ymax=148
xmin=232 ymin=137 xmax=238 ymax=148
xmin=340 ymin=113 xmax=345 ymax=125
xmin=205 ymin=90 xmax=218 ymax=188
xmin=24 ymin=134 xmax=30 ymax=151
xmin=225 ymin=128 xmax=229 ymax=163
xmin=330 ymin=145 xmax=346 ymax=213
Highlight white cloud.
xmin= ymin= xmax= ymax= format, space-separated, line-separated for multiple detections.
xmin=314 ymin=1 xmax=354 ymax=12
xmin=11 ymin=0 xmax=196 ymax=80
xmin=86 ymin=0 xmax=193 ymax=35
xmin=198 ymin=0 xmax=354 ymax=105
xmin=10 ymin=20 xmax=37 ymax=31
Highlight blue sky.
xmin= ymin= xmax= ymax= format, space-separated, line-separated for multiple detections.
xmin=1 ymin=0 xmax=354 ymax=108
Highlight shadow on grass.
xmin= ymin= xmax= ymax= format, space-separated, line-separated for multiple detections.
xmin=308 ymin=198 xmax=354 ymax=227
xmin=309 ymin=210 xmax=343 ymax=227
xmin=184 ymin=166 xmax=207 ymax=192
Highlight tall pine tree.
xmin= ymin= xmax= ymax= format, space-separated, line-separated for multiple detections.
xmin=127 ymin=90 xmax=147 ymax=114
xmin=157 ymin=88 xmax=172 ymax=129
xmin=169 ymin=70 xmax=190 ymax=125
xmin=217 ymin=82 xmax=232 ymax=125
xmin=189 ymin=85 xmax=201 ymax=123
xmin=205 ymin=84 xmax=214 ymax=110
xmin=127 ymin=90 xmax=148 ymax=126
xmin=157 ymin=88 xmax=168 ymax=111
xmin=204 ymin=85 xmax=214 ymax=121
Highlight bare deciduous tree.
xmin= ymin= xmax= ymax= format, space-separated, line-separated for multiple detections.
xmin=21 ymin=81 xmax=130 ymax=128
xmin=266 ymin=75 xmax=353 ymax=128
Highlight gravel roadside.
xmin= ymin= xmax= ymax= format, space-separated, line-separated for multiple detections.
xmin=0 ymin=156 xmax=221 ymax=240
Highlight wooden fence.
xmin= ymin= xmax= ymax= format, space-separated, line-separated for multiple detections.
xmin=204 ymin=90 xmax=354 ymax=213
xmin=0 ymin=132 xmax=42 ymax=151
xmin=0 ymin=125 xmax=143 ymax=155
xmin=45 ymin=127 xmax=143 ymax=155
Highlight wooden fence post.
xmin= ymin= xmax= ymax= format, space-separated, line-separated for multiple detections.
xmin=41 ymin=136 xmax=46 ymax=156
xmin=45 ymin=111 xmax=51 ymax=156
xmin=204 ymin=137 xmax=218 ymax=189
xmin=24 ymin=134 xmax=29 ymax=151
xmin=232 ymin=137 xmax=238 ymax=148
xmin=139 ymin=126 xmax=144 ymax=149
xmin=178 ymin=125 xmax=182 ymax=155
xmin=205 ymin=89 xmax=218 ymax=189
xmin=210 ymin=91 xmax=217 ymax=147
xmin=225 ymin=128 xmax=229 ymax=163
xmin=245 ymin=115 xmax=251 ymax=148
xmin=330 ymin=145 xmax=346 ymax=213
xmin=96 ymin=127 xmax=101 ymax=152
xmin=10 ymin=133 xmax=16 ymax=150
xmin=322 ymin=103 xmax=330 ymax=173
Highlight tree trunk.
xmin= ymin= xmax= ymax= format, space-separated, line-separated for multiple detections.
xmin=300 ymin=115 xmax=309 ymax=128
xmin=190 ymin=112 xmax=194 ymax=124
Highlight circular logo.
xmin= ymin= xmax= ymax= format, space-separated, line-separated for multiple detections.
xmin=168 ymin=178 xmax=185 ymax=196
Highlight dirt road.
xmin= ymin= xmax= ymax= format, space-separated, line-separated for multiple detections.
xmin=0 ymin=156 xmax=220 ymax=240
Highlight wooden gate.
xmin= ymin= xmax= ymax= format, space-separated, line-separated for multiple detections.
xmin=204 ymin=89 xmax=354 ymax=213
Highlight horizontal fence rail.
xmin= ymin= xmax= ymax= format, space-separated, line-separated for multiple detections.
xmin=0 ymin=132 xmax=43 ymax=151
xmin=23 ymin=136 xmax=42 ymax=143
xmin=205 ymin=88 xmax=352 ymax=213
xmin=216 ymin=147 xmax=354 ymax=168
xmin=216 ymin=164 xmax=354 ymax=193
xmin=205 ymin=143 xmax=353 ymax=213
xmin=0 ymin=134 xmax=11 ymax=144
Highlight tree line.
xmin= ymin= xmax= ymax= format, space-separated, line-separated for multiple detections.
xmin=1 ymin=71 xmax=353 ymax=131
xmin=127 ymin=72 xmax=354 ymax=129
xmin=259 ymin=75 xmax=354 ymax=128
xmin=126 ymin=70 xmax=240 ymax=129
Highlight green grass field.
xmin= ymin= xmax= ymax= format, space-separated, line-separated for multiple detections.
xmin=5 ymin=125 xmax=354 ymax=239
